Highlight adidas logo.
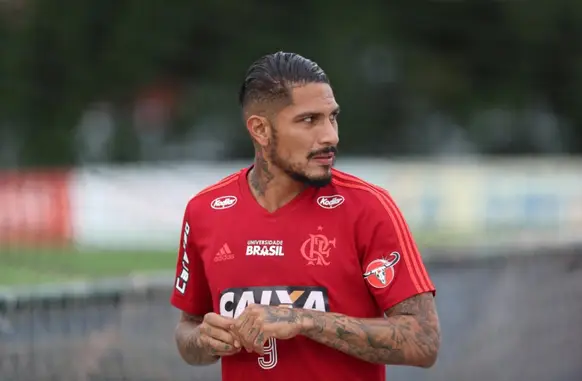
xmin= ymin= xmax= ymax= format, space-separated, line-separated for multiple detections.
xmin=214 ymin=243 xmax=234 ymax=262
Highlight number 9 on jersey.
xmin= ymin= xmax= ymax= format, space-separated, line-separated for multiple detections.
xmin=257 ymin=338 xmax=278 ymax=370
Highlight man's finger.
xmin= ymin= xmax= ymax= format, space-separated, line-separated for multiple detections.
xmin=217 ymin=347 xmax=242 ymax=357
xmin=233 ymin=312 xmax=250 ymax=332
xmin=253 ymin=331 xmax=268 ymax=355
xmin=248 ymin=319 xmax=265 ymax=354
xmin=203 ymin=335 xmax=238 ymax=356
xmin=204 ymin=313 xmax=236 ymax=330
xmin=234 ymin=315 xmax=256 ymax=352
xmin=205 ymin=325 xmax=240 ymax=347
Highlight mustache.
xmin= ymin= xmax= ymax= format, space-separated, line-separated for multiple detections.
xmin=308 ymin=146 xmax=338 ymax=159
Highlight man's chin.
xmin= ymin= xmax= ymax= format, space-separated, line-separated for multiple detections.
xmin=303 ymin=172 xmax=333 ymax=188
xmin=306 ymin=176 xmax=332 ymax=188
xmin=287 ymin=169 xmax=332 ymax=188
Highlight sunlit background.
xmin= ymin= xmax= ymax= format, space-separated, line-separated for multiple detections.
xmin=1 ymin=2 xmax=581 ymax=381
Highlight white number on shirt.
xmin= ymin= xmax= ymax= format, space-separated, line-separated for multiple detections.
xmin=257 ymin=338 xmax=278 ymax=370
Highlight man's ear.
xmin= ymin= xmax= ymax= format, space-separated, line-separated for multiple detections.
xmin=246 ymin=115 xmax=271 ymax=148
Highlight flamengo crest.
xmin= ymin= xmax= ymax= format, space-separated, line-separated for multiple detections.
xmin=301 ymin=228 xmax=335 ymax=266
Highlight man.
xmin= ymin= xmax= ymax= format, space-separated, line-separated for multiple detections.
xmin=170 ymin=52 xmax=440 ymax=381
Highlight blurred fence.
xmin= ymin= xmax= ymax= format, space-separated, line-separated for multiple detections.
xmin=1 ymin=246 xmax=581 ymax=381
xmin=2 ymin=158 xmax=582 ymax=251
xmin=1 ymin=158 xmax=582 ymax=381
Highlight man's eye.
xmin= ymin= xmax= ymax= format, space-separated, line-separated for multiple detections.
xmin=303 ymin=116 xmax=313 ymax=123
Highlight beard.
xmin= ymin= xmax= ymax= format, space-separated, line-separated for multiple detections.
xmin=267 ymin=128 xmax=335 ymax=188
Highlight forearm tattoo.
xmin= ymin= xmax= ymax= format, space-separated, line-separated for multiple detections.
xmin=300 ymin=293 xmax=441 ymax=366
xmin=175 ymin=314 xmax=219 ymax=365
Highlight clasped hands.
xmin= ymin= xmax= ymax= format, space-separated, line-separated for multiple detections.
xmin=197 ymin=304 xmax=304 ymax=357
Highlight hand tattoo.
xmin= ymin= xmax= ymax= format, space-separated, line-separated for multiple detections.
xmin=233 ymin=305 xmax=304 ymax=353
xmin=262 ymin=306 xmax=302 ymax=325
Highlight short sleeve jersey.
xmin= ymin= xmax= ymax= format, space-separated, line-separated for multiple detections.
xmin=170 ymin=167 xmax=435 ymax=381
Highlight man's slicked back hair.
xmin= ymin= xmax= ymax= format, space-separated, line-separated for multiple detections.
xmin=239 ymin=52 xmax=329 ymax=113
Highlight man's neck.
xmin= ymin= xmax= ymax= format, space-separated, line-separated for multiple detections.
xmin=248 ymin=154 xmax=307 ymax=213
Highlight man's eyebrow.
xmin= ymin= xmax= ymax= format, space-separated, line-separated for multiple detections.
xmin=294 ymin=107 xmax=340 ymax=120
xmin=293 ymin=111 xmax=320 ymax=120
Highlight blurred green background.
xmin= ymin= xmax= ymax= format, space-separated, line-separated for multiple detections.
xmin=1 ymin=0 xmax=582 ymax=168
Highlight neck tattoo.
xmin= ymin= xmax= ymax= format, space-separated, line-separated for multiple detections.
xmin=249 ymin=152 xmax=274 ymax=197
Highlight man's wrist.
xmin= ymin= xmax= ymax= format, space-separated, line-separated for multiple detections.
xmin=297 ymin=309 xmax=316 ymax=335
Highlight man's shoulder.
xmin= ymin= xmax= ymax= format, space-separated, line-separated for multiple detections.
xmin=185 ymin=169 xmax=244 ymax=213
xmin=329 ymin=169 xmax=394 ymax=210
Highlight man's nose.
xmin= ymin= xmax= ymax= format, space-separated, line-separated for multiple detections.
xmin=319 ymin=119 xmax=339 ymax=146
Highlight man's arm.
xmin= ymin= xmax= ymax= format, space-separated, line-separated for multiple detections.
xmin=174 ymin=312 xmax=220 ymax=366
xmin=296 ymin=292 xmax=440 ymax=367
xmin=171 ymin=202 xmax=220 ymax=365
xmin=290 ymin=182 xmax=440 ymax=366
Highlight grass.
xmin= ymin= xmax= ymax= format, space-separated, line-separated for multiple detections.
xmin=0 ymin=229 xmax=501 ymax=287
xmin=0 ymin=248 xmax=176 ymax=286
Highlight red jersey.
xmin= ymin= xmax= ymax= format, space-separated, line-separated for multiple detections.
xmin=170 ymin=166 xmax=435 ymax=381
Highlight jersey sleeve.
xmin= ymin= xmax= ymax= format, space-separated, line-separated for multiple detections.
xmin=356 ymin=189 xmax=435 ymax=312
xmin=170 ymin=202 xmax=213 ymax=316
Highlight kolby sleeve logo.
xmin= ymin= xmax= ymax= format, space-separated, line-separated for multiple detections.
xmin=211 ymin=196 xmax=237 ymax=210
xmin=363 ymin=252 xmax=401 ymax=289
xmin=317 ymin=195 xmax=345 ymax=209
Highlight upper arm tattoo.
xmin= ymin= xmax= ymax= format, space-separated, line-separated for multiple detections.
xmin=385 ymin=292 xmax=440 ymax=337
xmin=385 ymin=292 xmax=436 ymax=317
xmin=385 ymin=292 xmax=440 ymax=352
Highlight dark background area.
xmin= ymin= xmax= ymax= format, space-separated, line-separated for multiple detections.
xmin=1 ymin=1 xmax=582 ymax=167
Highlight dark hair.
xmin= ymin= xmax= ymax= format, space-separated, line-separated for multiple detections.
xmin=239 ymin=52 xmax=329 ymax=111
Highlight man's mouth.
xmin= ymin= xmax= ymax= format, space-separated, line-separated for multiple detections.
xmin=311 ymin=152 xmax=335 ymax=165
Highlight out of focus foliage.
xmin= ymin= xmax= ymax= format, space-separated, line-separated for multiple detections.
xmin=1 ymin=0 xmax=582 ymax=166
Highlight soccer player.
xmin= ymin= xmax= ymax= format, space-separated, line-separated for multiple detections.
xmin=171 ymin=52 xmax=440 ymax=381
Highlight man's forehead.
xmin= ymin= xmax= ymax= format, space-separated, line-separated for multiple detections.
xmin=288 ymin=83 xmax=338 ymax=112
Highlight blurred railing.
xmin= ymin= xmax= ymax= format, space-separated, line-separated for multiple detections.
xmin=1 ymin=158 xmax=581 ymax=381
xmin=2 ymin=158 xmax=581 ymax=252
xmin=1 ymin=247 xmax=581 ymax=381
